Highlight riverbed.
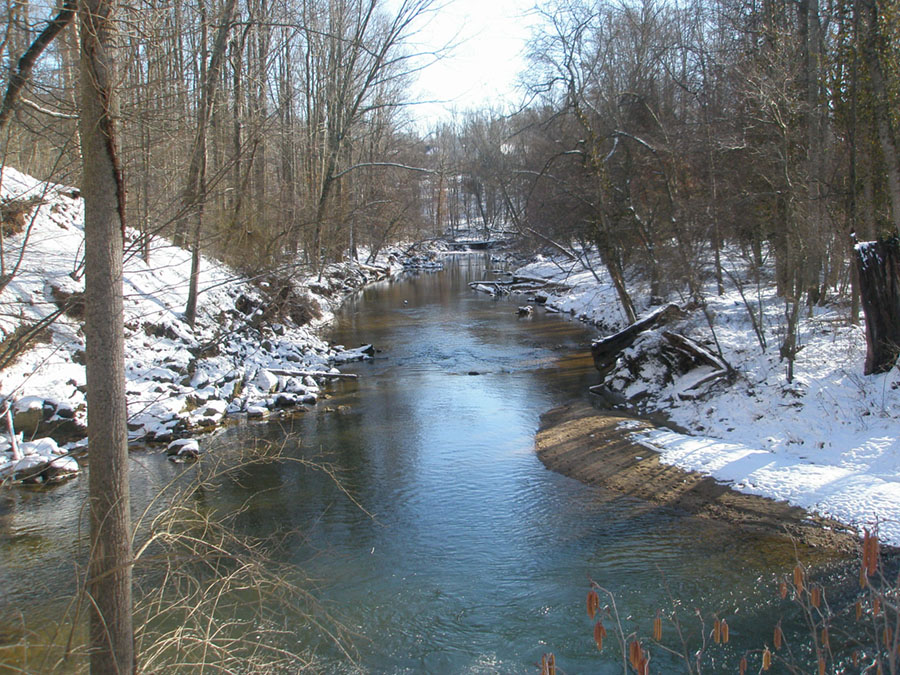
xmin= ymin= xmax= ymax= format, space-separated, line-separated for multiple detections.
xmin=0 ymin=255 xmax=857 ymax=672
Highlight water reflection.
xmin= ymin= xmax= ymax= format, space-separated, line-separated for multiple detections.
xmin=0 ymin=255 xmax=856 ymax=673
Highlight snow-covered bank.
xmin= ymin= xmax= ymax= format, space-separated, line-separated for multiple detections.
xmin=0 ymin=167 xmax=437 ymax=481
xmin=515 ymin=253 xmax=900 ymax=545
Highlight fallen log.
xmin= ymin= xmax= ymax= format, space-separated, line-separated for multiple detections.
xmin=591 ymin=303 xmax=685 ymax=377
xmin=267 ymin=369 xmax=359 ymax=380
xmin=468 ymin=279 xmax=516 ymax=286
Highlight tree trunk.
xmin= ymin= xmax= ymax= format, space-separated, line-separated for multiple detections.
xmin=855 ymin=237 xmax=900 ymax=374
xmin=184 ymin=0 xmax=237 ymax=326
xmin=860 ymin=0 xmax=900 ymax=233
xmin=78 ymin=0 xmax=134 ymax=671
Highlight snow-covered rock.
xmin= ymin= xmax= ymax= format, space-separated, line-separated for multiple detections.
xmin=167 ymin=438 xmax=200 ymax=460
xmin=252 ymin=368 xmax=280 ymax=394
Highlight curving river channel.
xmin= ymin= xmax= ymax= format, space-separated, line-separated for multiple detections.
xmin=1 ymin=255 xmax=855 ymax=672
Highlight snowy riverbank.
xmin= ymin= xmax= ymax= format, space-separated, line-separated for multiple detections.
xmin=514 ymin=253 xmax=900 ymax=546
xmin=0 ymin=167 xmax=442 ymax=480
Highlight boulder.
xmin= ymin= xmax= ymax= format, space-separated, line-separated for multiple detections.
xmin=167 ymin=438 xmax=200 ymax=460
xmin=252 ymin=369 xmax=279 ymax=394
xmin=12 ymin=396 xmax=44 ymax=435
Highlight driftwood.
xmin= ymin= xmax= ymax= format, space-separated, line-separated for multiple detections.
xmin=468 ymin=281 xmax=510 ymax=296
xmin=267 ymin=369 xmax=359 ymax=380
xmin=662 ymin=331 xmax=728 ymax=371
xmin=591 ymin=303 xmax=684 ymax=377
xmin=661 ymin=331 xmax=730 ymax=398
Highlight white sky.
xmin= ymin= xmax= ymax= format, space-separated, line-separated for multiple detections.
xmin=400 ymin=0 xmax=539 ymax=129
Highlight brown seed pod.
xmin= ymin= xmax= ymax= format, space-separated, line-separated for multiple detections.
xmin=762 ymin=646 xmax=772 ymax=671
xmin=863 ymin=530 xmax=879 ymax=577
xmin=884 ymin=625 xmax=893 ymax=646
xmin=774 ymin=624 xmax=784 ymax=651
xmin=593 ymin=621 xmax=606 ymax=652
xmin=587 ymin=590 xmax=600 ymax=619
xmin=874 ymin=596 xmax=882 ymax=617
xmin=547 ymin=653 xmax=556 ymax=675
xmin=793 ymin=565 xmax=804 ymax=594
xmin=821 ymin=627 xmax=829 ymax=648
xmin=638 ymin=654 xmax=649 ymax=675
xmin=721 ymin=618 xmax=730 ymax=644
xmin=856 ymin=600 xmax=863 ymax=621
xmin=653 ymin=611 xmax=662 ymax=642
xmin=713 ymin=618 xmax=721 ymax=644
xmin=852 ymin=650 xmax=859 ymax=667
xmin=818 ymin=657 xmax=826 ymax=675
xmin=739 ymin=655 xmax=748 ymax=675
xmin=811 ymin=586 xmax=821 ymax=609
xmin=629 ymin=640 xmax=642 ymax=670
xmin=779 ymin=580 xmax=788 ymax=599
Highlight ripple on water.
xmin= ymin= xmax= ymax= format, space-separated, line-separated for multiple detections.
xmin=0 ymin=256 xmax=859 ymax=674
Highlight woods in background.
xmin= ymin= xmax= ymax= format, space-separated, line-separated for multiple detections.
xmin=2 ymin=0 xmax=900 ymax=362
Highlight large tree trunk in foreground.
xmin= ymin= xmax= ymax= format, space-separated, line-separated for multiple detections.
xmin=79 ymin=0 xmax=135 ymax=670
xmin=856 ymin=236 xmax=900 ymax=374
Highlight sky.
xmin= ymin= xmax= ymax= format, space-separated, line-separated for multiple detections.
xmin=399 ymin=0 xmax=540 ymax=129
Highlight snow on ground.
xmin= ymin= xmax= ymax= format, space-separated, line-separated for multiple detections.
xmin=516 ymin=251 xmax=900 ymax=546
xmin=0 ymin=167 xmax=426 ymax=481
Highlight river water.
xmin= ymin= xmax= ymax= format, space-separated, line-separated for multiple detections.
xmin=0 ymin=255 xmax=854 ymax=672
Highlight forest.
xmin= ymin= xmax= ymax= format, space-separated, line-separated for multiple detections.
xmin=3 ymin=0 xmax=900 ymax=366
xmin=2 ymin=0 xmax=900 ymax=671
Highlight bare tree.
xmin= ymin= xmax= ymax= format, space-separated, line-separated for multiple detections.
xmin=78 ymin=0 xmax=134 ymax=671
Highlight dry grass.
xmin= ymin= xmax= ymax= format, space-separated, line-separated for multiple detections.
xmin=0 ymin=437 xmax=357 ymax=673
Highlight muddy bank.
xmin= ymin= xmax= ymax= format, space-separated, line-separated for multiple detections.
xmin=536 ymin=400 xmax=859 ymax=552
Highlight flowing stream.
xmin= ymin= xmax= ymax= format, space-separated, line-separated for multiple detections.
xmin=0 ymin=255 xmax=855 ymax=672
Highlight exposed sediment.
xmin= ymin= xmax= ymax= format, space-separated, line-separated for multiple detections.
xmin=536 ymin=400 xmax=859 ymax=552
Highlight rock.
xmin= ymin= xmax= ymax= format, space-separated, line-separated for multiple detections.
xmin=44 ymin=277 xmax=85 ymax=318
xmin=246 ymin=405 xmax=268 ymax=419
xmin=52 ymin=401 xmax=76 ymax=420
xmin=43 ymin=455 xmax=79 ymax=481
xmin=282 ymin=377 xmax=307 ymax=394
xmin=22 ymin=437 xmax=62 ymax=457
xmin=201 ymin=400 xmax=228 ymax=417
xmin=12 ymin=396 xmax=45 ymax=435
xmin=273 ymin=393 xmax=298 ymax=408
xmin=167 ymin=438 xmax=200 ymax=460
xmin=9 ymin=455 xmax=46 ymax=483
xmin=517 ymin=305 xmax=534 ymax=316
xmin=252 ymin=369 xmax=279 ymax=394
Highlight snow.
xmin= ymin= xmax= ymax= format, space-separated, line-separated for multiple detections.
xmin=516 ymin=249 xmax=900 ymax=545
xmin=0 ymin=166 xmax=418 ymax=467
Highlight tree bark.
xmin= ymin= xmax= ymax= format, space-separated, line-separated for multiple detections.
xmin=856 ymin=237 xmax=900 ymax=374
xmin=78 ymin=0 xmax=134 ymax=671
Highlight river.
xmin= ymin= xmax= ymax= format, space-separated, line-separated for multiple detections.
xmin=0 ymin=254 xmax=855 ymax=672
